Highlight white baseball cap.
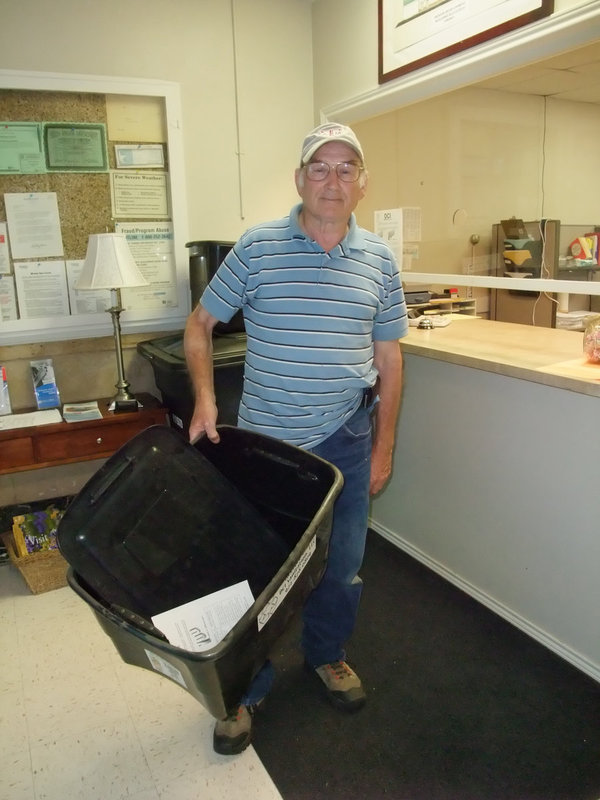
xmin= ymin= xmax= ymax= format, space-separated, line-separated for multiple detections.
xmin=300 ymin=122 xmax=364 ymax=165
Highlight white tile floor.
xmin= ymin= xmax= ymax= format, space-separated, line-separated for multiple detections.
xmin=0 ymin=563 xmax=283 ymax=800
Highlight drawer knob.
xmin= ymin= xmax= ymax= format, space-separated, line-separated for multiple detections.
xmin=96 ymin=437 xmax=103 ymax=445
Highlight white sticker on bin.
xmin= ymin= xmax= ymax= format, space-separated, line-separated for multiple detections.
xmin=145 ymin=649 xmax=187 ymax=689
xmin=257 ymin=536 xmax=316 ymax=631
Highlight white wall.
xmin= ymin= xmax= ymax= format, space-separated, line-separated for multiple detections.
xmin=0 ymin=0 xmax=315 ymax=241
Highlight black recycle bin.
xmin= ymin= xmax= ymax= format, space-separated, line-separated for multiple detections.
xmin=57 ymin=425 xmax=342 ymax=720
xmin=137 ymin=333 xmax=246 ymax=433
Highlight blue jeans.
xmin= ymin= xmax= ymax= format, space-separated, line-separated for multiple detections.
xmin=242 ymin=403 xmax=373 ymax=705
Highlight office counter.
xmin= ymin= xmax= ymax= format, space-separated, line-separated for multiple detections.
xmin=371 ymin=316 xmax=600 ymax=685
xmin=401 ymin=316 xmax=600 ymax=397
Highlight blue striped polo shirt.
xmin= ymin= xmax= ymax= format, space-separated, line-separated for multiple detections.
xmin=200 ymin=204 xmax=408 ymax=448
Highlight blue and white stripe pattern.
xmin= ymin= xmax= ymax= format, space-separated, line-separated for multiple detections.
xmin=201 ymin=204 xmax=408 ymax=448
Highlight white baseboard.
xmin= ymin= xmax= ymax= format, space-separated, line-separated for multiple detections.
xmin=369 ymin=520 xmax=600 ymax=686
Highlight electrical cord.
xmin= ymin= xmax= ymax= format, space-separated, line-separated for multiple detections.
xmin=532 ymin=218 xmax=558 ymax=326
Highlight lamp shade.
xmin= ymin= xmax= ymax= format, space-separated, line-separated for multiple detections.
xmin=77 ymin=233 xmax=148 ymax=290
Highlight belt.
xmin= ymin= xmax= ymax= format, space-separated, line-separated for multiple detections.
xmin=361 ymin=386 xmax=375 ymax=407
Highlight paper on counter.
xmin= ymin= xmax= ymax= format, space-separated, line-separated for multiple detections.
xmin=0 ymin=408 xmax=62 ymax=430
xmin=151 ymin=580 xmax=255 ymax=653
xmin=62 ymin=401 xmax=103 ymax=422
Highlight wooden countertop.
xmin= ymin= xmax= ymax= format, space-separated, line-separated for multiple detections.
xmin=401 ymin=316 xmax=600 ymax=398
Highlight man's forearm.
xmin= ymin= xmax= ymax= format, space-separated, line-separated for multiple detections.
xmin=370 ymin=340 xmax=403 ymax=494
xmin=183 ymin=305 xmax=220 ymax=442
xmin=373 ymin=342 xmax=403 ymax=448
xmin=373 ymin=371 xmax=402 ymax=454
xmin=184 ymin=312 xmax=215 ymax=398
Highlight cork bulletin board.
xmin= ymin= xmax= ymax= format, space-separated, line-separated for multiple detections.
xmin=0 ymin=89 xmax=172 ymax=262
xmin=0 ymin=71 xmax=188 ymax=347
xmin=0 ymin=90 xmax=114 ymax=260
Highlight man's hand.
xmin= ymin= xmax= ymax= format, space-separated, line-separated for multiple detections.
xmin=369 ymin=444 xmax=393 ymax=496
xmin=188 ymin=398 xmax=220 ymax=444
xmin=369 ymin=339 xmax=404 ymax=496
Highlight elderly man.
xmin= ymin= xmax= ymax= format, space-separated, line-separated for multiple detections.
xmin=184 ymin=122 xmax=408 ymax=755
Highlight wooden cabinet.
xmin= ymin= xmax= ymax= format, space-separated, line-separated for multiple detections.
xmin=0 ymin=393 xmax=167 ymax=475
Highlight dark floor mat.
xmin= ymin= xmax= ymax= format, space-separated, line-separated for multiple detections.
xmin=252 ymin=532 xmax=600 ymax=800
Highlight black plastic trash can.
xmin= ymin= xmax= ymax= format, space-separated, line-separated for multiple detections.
xmin=57 ymin=425 xmax=342 ymax=720
xmin=137 ymin=333 xmax=246 ymax=433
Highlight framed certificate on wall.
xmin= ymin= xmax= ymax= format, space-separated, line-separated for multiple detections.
xmin=378 ymin=0 xmax=554 ymax=84
xmin=43 ymin=122 xmax=108 ymax=172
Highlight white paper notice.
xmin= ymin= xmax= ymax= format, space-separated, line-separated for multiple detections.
xmin=5 ymin=192 xmax=64 ymax=259
xmin=110 ymin=171 xmax=169 ymax=218
xmin=402 ymin=206 xmax=422 ymax=242
xmin=0 ymin=223 xmax=10 ymax=274
xmin=66 ymin=259 xmax=111 ymax=314
xmin=14 ymin=260 xmax=70 ymax=319
xmin=374 ymin=208 xmax=403 ymax=268
xmin=115 ymin=143 xmax=165 ymax=169
xmin=152 ymin=580 xmax=255 ymax=653
xmin=0 ymin=275 xmax=18 ymax=321
xmin=116 ymin=221 xmax=178 ymax=310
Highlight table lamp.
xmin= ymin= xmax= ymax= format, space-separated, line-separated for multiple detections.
xmin=78 ymin=233 xmax=149 ymax=412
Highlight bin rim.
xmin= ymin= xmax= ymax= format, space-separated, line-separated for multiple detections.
xmin=69 ymin=524 xmax=326 ymax=662
xmin=67 ymin=442 xmax=343 ymax=662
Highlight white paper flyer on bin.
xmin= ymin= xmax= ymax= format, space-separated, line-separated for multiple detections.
xmin=151 ymin=580 xmax=254 ymax=652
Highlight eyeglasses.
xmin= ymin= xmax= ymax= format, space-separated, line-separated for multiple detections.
xmin=304 ymin=161 xmax=364 ymax=183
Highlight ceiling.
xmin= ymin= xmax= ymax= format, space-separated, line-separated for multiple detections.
xmin=476 ymin=41 xmax=600 ymax=103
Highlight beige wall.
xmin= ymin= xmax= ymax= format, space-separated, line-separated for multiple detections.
xmin=350 ymin=88 xmax=600 ymax=281
xmin=544 ymin=97 xmax=600 ymax=222
xmin=312 ymin=0 xmax=377 ymax=112
xmin=2 ymin=333 xmax=163 ymax=411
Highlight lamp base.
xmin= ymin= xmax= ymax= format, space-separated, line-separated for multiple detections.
xmin=113 ymin=398 xmax=139 ymax=414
